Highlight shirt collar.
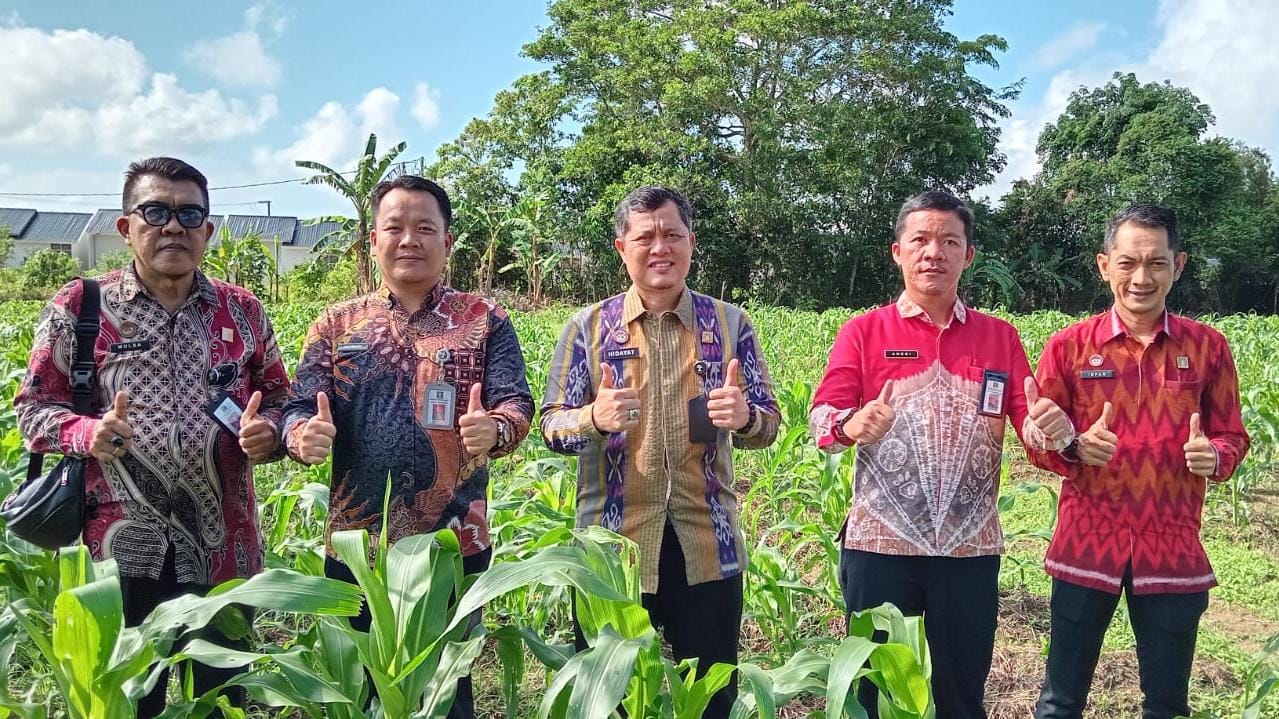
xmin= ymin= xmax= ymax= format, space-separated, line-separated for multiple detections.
xmin=377 ymin=281 xmax=447 ymax=314
xmin=119 ymin=263 xmax=217 ymax=306
xmin=895 ymin=292 xmax=967 ymax=325
xmin=1103 ymin=306 xmax=1173 ymax=343
xmin=622 ymin=285 xmax=695 ymax=330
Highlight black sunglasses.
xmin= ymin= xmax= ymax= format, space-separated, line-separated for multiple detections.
xmin=131 ymin=203 xmax=209 ymax=229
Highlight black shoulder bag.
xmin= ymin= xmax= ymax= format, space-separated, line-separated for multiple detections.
xmin=0 ymin=278 xmax=100 ymax=550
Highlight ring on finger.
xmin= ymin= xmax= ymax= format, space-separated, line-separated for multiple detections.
xmin=111 ymin=435 xmax=125 ymax=448
xmin=627 ymin=408 xmax=640 ymax=421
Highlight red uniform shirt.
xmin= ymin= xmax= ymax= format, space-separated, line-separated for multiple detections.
xmin=810 ymin=296 xmax=1062 ymax=557
xmin=1028 ymin=309 xmax=1250 ymax=595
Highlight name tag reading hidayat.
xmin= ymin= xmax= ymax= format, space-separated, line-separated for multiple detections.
xmin=1079 ymin=369 xmax=1117 ymax=379
xmin=979 ymin=369 xmax=1008 ymax=417
xmin=110 ymin=340 xmax=152 ymax=354
xmin=605 ymin=347 xmax=640 ymax=360
xmin=884 ymin=349 xmax=919 ymax=359
xmin=336 ymin=342 xmax=370 ymax=358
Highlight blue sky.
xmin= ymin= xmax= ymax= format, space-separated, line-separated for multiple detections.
xmin=1 ymin=0 xmax=1275 ymax=218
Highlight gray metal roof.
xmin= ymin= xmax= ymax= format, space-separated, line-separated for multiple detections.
xmin=18 ymin=212 xmax=91 ymax=241
xmin=0 ymin=208 xmax=37 ymax=236
xmin=83 ymin=209 xmax=122 ymax=236
xmin=221 ymin=215 xmax=299 ymax=244
xmin=293 ymin=219 xmax=352 ymax=249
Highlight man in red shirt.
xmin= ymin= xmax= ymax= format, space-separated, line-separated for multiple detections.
xmin=810 ymin=190 xmax=1074 ymax=718
xmin=1028 ymin=204 xmax=1250 ymax=719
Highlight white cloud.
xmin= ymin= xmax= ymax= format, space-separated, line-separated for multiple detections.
xmin=0 ymin=27 xmax=275 ymax=155
xmin=411 ymin=82 xmax=442 ymax=132
xmin=244 ymin=2 xmax=289 ymax=38
xmin=1028 ymin=21 xmax=1107 ymax=72
xmin=184 ymin=30 xmax=282 ymax=89
xmin=253 ymin=88 xmax=405 ymax=174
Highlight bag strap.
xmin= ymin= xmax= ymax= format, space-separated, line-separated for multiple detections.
xmin=26 ymin=278 xmax=101 ymax=482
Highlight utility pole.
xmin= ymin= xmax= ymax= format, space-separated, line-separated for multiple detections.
xmin=258 ymin=200 xmax=272 ymax=217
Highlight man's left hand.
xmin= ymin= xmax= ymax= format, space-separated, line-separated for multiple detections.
xmin=708 ymin=358 xmax=750 ymax=431
xmin=1025 ymin=377 xmax=1073 ymax=444
xmin=459 ymin=383 xmax=498 ymax=456
xmin=1184 ymin=412 xmax=1216 ymax=477
xmin=238 ymin=391 xmax=278 ymax=460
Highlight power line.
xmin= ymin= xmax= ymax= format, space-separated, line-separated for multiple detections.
xmin=0 ymin=166 xmax=368 ymax=199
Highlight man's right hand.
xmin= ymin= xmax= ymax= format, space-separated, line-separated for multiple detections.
xmin=296 ymin=391 xmax=338 ymax=465
xmin=841 ymin=380 xmax=896 ymax=444
xmin=1076 ymin=402 xmax=1117 ymax=466
xmin=91 ymin=391 xmax=133 ymax=462
xmin=591 ymin=363 xmax=641 ymax=433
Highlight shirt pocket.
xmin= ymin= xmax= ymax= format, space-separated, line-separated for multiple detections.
xmin=1162 ymin=378 xmax=1202 ymax=418
xmin=332 ymin=337 xmax=377 ymax=384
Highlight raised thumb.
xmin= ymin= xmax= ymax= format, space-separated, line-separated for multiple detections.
xmin=1189 ymin=412 xmax=1203 ymax=439
xmin=1097 ymin=402 xmax=1113 ymax=431
xmin=1024 ymin=376 xmax=1041 ymax=406
xmin=599 ymin=362 xmax=616 ymax=390
xmin=316 ymin=391 xmax=333 ymax=422
xmin=468 ymin=382 xmax=484 ymax=414
xmin=113 ymin=391 xmax=128 ymax=420
xmin=878 ymin=379 xmax=894 ymax=404
xmin=724 ymin=358 xmax=741 ymax=389
xmin=241 ymin=391 xmax=263 ymax=426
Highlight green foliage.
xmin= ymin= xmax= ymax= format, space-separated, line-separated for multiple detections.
xmin=202 ymin=227 xmax=278 ymax=300
xmin=89 ymin=250 xmax=133 ymax=275
xmin=20 ymin=250 xmax=81 ymax=292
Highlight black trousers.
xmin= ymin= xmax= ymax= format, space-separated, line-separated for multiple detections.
xmin=1034 ymin=573 xmax=1208 ymax=719
xmin=324 ymin=547 xmax=491 ymax=719
xmin=574 ymin=523 xmax=744 ymax=719
xmin=119 ymin=547 xmax=248 ymax=719
xmin=839 ymin=548 xmax=1000 ymax=719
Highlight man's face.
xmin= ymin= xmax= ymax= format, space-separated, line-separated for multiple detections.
xmin=115 ymin=175 xmax=211 ymax=282
xmin=613 ymin=201 xmax=696 ymax=295
xmin=370 ymin=188 xmax=453 ymax=292
xmin=891 ymin=208 xmax=974 ymax=301
xmin=1097 ymin=221 xmax=1186 ymax=322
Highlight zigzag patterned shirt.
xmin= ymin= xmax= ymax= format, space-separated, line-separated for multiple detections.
xmin=1028 ymin=309 xmax=1250 ymax=595
xmin=540 ymin=287 xmax=780 ymax=593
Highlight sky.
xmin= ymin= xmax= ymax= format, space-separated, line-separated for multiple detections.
xmin=1 ymin=0 xmax=1276 ymax=219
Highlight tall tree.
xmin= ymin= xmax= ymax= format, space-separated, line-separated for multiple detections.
xmin=297 ymin=133 xmax=406 ymax=293
xmin=432 ymin=0 xmax=1015 ymax=308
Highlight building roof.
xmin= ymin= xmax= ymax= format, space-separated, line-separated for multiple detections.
xmin=17 ymin=212 xmax=92 ymax=242
xmin=293 ymin=219 xmax=351 ymax=249
xmin=222 ymin=215 xmax=299 ymax=244
xmin=83 ymin=209 xmax=122 ymax=236
xmin=0 ymin=208 xmax=37 ymax=236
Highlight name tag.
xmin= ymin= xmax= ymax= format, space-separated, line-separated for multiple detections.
xmin=884 ymin=349 xmax=919 ymax=359
xmin=1079 ymin=370 xmax=1116 ymax=379
xmin=424 ymin=381 xmax=456 ymax=429
xmin=605 ymin=347 xmax=640 ymax=360
xmin=336 ymin=342 xmax=370 ymax=357
xmin=110 ymin=340 xmax=152 ymax=353
xmin=979 ymin=369 xmax=1008 ymax=417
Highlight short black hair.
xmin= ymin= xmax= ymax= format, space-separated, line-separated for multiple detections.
xmin=122 ymin=157 xmax=209 ymax=214
xmin=894 ymin=190 xmax=974 ymax=245
xmin=614 ymin=186 xmax=693 ymax=238
xmin=371 ymin=175 xmax=452 ymax=228
xmin=1104 ymin=203 xmax=1181 ymax=252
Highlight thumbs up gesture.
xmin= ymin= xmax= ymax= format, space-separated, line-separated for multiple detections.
xmin=841 ymin=379 xmax=897 ymax=445
xmin=92 ymin=390 xmax=134 ymax=462
xmin=590 ymin=362 xmax=641 ymax=433
xmin=1183 ymin=412 xmax=1216 ymax=477
xmin=708 ymin=358 xmax=751 ymax=431
xmin=459 ymin=383 xmax=499 ymax=456
xmin=1025 ymin=377 xmax=1074 ymax=445
xmin=297 ymin=391 xmax=338 ymax=465
xmin=238 ymin=391 xmax=278 ymax=460
xmin=1076 ymin=402 xmax=1117 ymax=466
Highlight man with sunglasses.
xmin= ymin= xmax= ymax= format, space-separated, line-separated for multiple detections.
xmin=16 ymin=156 xmax=289 ymax=716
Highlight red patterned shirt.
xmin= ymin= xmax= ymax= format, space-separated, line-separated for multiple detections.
xmin=1028 ymin=309 xmax=1250 ymax=595
xmin=809 ymin=295 xmax=1065 ymax=557
xmin=16 ymin=267 xmax=289 ymax=583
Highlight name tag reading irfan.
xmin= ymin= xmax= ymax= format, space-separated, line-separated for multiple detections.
xmin=1079 ymin=370 xmax=1117 ymax=379
xmin=110 ymin=340 xmax=153 ymax=354
xmin=884 ymin=349 xmax=919 ymax=359
xmin=605 ymin=347 xmax=640 ymax=360
xmin=424 ymin=381 xmax=456 ymax=429
xmin=979 ymin=369 xmax=1008 ymax=417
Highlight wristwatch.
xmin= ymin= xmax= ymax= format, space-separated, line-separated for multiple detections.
xmin=493 ymin=417 xmax=511 ymax=451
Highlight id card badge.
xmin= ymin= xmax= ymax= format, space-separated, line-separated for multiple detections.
xmin=979 ymin=369 xmax=1008 ymax=417
xmin=205 ymin=391 xmax=245 ymax=435
xmin=424 ymin=381 xmax=457 ymax=429
xmin=688 ymin=395 xmax=718 ymax=444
